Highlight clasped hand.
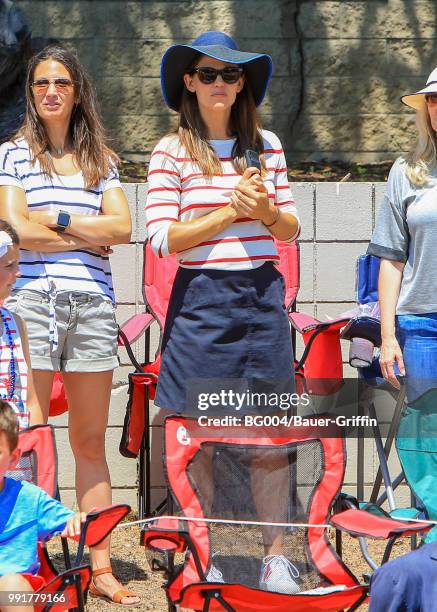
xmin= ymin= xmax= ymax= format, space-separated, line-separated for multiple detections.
xmin=230 ymin=168 xmax=272 ymax=223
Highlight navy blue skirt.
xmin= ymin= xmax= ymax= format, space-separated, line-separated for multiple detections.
xmin=154 ymin=262 xmax=294 ymax=413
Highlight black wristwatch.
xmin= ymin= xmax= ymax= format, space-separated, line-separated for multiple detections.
xmin=56 ymin=210 xmax=71 ymax=232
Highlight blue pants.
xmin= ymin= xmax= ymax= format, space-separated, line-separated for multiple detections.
xmin=396 ymin=314 xmax=437 ymax=542
xmin=397 ymin=313 xmax=437 ymax=403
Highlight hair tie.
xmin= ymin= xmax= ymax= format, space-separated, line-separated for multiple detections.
xmin=0 ymin=231 xmax=13 ymax=258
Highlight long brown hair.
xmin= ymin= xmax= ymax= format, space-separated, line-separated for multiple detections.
xmin=15 ymin=45 xmax=118 ymax=188
xmin=177 ymin=57 xmax=265 ymax=177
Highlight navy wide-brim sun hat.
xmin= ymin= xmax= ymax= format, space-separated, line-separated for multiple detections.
xmin=160 ymin=31 xmax=273 ymax=112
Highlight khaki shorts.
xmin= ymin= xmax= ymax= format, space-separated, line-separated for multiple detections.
xmin=6 ymin=290 xmax=119 ymax=372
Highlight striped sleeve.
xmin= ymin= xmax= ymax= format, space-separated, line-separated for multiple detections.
xmin=0 ymin=142 xmax=24 ymax=189
xmin=145 ymin=145 xmax=181 ymax=258
xmin=273 ymin=148 xmax=300 ymax=243
xmin=102 ymin=163 xmax=122 ymax=192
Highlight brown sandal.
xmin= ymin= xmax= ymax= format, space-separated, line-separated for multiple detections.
xmin=89 ymin=566 xmax=141 ymax=607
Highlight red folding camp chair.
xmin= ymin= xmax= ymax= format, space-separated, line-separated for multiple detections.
xmin=141 ymin=415 xmax=431 ymax=612
xmin=118 ymin=240 xmax=300 ymax=519
xmin=6 ymin=425 xmax=131 ymax=611
xmin=289 ymin=312 xmax=351 ymax=397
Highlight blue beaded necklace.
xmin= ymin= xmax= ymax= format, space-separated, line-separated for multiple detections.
xmin=0 ymin=308 xmax=16 ymax=399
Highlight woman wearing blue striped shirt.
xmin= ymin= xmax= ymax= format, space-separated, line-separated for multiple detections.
xmin=0 ymin=46 xmax=139 ymax=606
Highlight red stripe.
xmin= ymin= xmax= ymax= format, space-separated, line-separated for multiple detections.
xmin=276 ymin=185 xmax=290 ymax=190
xmin=181 ymin=169 xmax=288 ymax=182
xmin=146 ymin=202 xmax=179 ymax=210
xmin=182 ymin=185 xmax=233 ymax=193
xmin=148 ymin=169 xmax=180 ymax=177
xmin=0 ymin=358 xmax=25 ymax=363
xmin=182 ymin=171 xmax=240 ymax=182
xmin=147 ymin=186 xmax=181 ymax=194
xmin=264 ymin=148 xmax=284 ymax=154
xmin=0 ymin=344 xmax=18 ymax=349
xmin=146 ymin=217 xmax=177 ymax=228
xmin=151 ymin=150 xmax=189 ymax=162
xmin=1 ymin=371 xmax=28 ymax=377
xmin=268 ymin=167 xmax=287 ymax=173
xmin=151 ymin=150 xmax=233 ymax=163
xmin=196 ymin=235 xmax=274 ymax=247
xmin=180 ymin=203 xmax=226 ymax=214
xmin=180 ymin=255 xmax=278 ymax=265
xmin=277 ymin=200 xmax=295 ymax=207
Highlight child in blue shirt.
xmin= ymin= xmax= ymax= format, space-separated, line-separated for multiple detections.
xmin=0 ymin=401 xmax=85 ymax=611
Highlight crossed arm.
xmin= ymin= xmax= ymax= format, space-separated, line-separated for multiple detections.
xmin=0 ymin=186 xmax=131 ymax=253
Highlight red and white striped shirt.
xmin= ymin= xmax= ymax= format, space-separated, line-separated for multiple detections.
xmin=145 ymin=130 xmax=300 ymax=270
xmin=0 ymin=307 xmax=29 ymax=430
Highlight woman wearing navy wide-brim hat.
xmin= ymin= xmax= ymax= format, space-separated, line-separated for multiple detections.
xmin=146 ymin=31 xmax=301 ymax=593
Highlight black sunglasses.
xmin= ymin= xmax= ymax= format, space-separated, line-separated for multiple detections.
xmin=190 ymin=66 xmax=244 ymax=85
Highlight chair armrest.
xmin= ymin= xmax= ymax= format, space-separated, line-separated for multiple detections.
xmin=142 ymin=517 xmax=188 ymax=553
xmin=288 ymin=311 xmax=320 ymax=333
xmin=291 ymin=313 xmax=350 ymax=375
xmin=118 ymin=313 xmax=155 ymax=346
xmin=330 ymin=508 xmax=432 ymax=539
xmin=340 ymin=316 xmax=381 ymax=346
xmin=70 ymin=504 xmax=131 ymax=565
xmin=82 ymin=504 xmax=131 ymax=546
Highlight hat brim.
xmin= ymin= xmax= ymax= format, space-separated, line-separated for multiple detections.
xmin=161 ymin=43 xmax=273 ymax=111
xmin=401 ymin=82 xmax=437 ymax=109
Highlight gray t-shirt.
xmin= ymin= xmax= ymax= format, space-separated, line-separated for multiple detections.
xmin=367 ymin=157 xmax=437 ymax=314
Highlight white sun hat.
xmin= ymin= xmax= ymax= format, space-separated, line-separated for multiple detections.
xmin=401 ymin=67 xmax=437 ymax=109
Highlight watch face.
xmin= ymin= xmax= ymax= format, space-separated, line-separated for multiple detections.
xmin=58 ymin=212 xmax=70 ymax=228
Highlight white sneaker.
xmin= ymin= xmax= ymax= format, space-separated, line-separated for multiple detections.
xmin=206 ymin=557 xmax=225 ymax=583
xmin=259 ymin=555 xmax=300 ymax=594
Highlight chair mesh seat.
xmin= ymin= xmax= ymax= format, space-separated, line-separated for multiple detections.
xmin=7 ymin=450 xmax=37 ymax=483
xmin=169 ymin=437 xmax=342 ymax=594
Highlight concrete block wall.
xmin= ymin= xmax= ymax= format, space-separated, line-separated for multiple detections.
xmin=13 ymin=0 xmax=437 ymax=162
xmin=50 ymin=181 xmax=408 ymax=512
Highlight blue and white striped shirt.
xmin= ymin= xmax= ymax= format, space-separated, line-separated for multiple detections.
xmin=0 ymin=137 xmax=121 ymax=301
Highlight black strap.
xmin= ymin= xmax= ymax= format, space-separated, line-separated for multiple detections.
xmin=117 ymin=326 xmax=144 ymax=373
